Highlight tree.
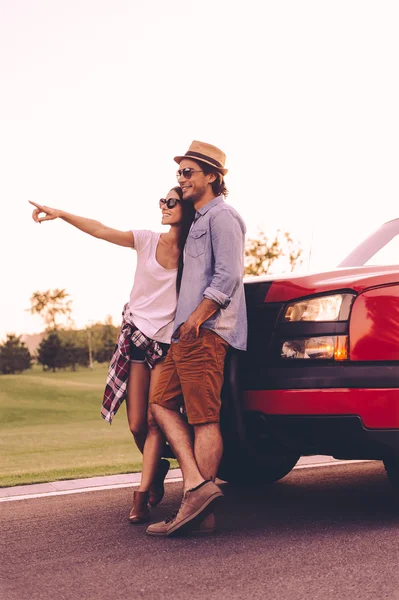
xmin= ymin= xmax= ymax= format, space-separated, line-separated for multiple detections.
xmin=94 ymin=338 xmax=116 ymax=364
xmin=37 ymin=331 xmax=90 ymax=372
xmin=57 ymin=341 xmax=89 ymax=371
xmin=28 ymin=289 xmax=73 ymax=331
xmin=244 ymin=229 xmax=303 ymax=277
xmin=36 ymin=332 xmax=63 ymax=372
xmin=93 ymin=319 xmax=119 ymax=364
xmin=0 ymin=334 xmax=33 ymax=374
xmin=58 ymin=319 xmax=119 ymax=366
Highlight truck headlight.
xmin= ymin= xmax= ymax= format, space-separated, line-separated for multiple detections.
xmin=281 ymin=336 xmax=349 ymax=360
xmin=283 ymin=293 xmax=355 ymax=322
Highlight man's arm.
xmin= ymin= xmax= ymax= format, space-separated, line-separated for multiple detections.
xmin=178 ymin=210 xmax=245 ymax=340
xmin=178 ymin=298 xmax=220 ymax=340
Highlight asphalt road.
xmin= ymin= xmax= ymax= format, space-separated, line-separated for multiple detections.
xmin=1 ymin=461 xmax=399 ymax=600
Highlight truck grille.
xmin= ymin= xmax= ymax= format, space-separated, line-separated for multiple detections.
xmin=244 ymin=281 xmax=282 ymax=370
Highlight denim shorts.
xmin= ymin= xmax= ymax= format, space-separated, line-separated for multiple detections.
xmin=129 ymin=340 xmax=170 ymax=363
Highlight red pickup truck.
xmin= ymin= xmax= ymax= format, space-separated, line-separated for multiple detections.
xmin=219 ymin=217 xmax=399 ymax=491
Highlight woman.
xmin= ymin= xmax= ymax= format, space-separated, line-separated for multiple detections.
xmin=29 ymin=187 xmax=195 ymax=523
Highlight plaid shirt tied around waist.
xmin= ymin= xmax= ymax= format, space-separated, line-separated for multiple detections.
xmin=101 ymin=305 xmax=165 ymax=424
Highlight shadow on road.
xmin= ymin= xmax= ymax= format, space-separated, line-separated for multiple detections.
xmin=215 ymin=461 xmax=399 ymax=537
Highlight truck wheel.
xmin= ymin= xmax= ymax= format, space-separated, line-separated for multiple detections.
xmin=218 ymin=444 xmax=300 ymax=486
xmin=383 ymin=457 xmax=399 ymax=490
xmin=219 ymin=351 xmax=300 ymax=486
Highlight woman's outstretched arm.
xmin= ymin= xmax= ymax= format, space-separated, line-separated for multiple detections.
xmin=29 ymin=200 xmax=134 ymax=248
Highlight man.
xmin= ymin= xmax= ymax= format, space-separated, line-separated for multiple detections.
xmin=146 ymin=141 xmax=247 ymax=537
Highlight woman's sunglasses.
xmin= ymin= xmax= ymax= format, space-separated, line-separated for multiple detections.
xmin=159 ymin=198 xmax=180 ymax=209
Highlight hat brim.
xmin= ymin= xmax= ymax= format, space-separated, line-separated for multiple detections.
xmin=174 ymin=155 xmax=228 ymax=176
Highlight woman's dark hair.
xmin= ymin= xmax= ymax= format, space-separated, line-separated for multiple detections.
xmin=172 ymin=186 xmax=195 ymax=292
xmin=198 ymin=162 xmax=229 ymax=198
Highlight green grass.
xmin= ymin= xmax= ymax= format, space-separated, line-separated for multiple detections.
xmin=0 ymin=365 xmax=176 ymax=487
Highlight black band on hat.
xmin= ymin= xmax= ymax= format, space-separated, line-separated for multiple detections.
xmin=185 ymin=151 xmax=224 ymax=169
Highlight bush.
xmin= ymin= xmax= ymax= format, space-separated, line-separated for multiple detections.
xmin=37 ymin=332 xmax=92 ymax=371
xmin=0 ymin=334 xmax=33 ymax=374
xmin=36 ymin=332 xmax=63 ymax=372
xmin=94 ymin=339 xmax=116 ymax=364
xmin=35 ymin=321 xmax=120 ymax=371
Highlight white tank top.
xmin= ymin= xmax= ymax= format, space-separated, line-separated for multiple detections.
xmin=128 ymin=230 xmax=178 ymax=343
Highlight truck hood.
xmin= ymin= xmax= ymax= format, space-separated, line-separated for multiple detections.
xmin=244 ymin=265 xmax=399 ymax=303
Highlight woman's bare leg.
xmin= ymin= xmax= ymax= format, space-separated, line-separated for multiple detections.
xmin=125 ymin=362 xmax=150 ymax=453
xmin=139 ymin=360 xmax=167 ymax=492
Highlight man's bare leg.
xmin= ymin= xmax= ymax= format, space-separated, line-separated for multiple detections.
xmin=150 ymin=404 xmax=204 ymax=492
xmin=194 ymin=422 xmax=223 ymax=482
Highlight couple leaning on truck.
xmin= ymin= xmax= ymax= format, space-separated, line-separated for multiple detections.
xmin=30 ymin=140 xmax=247 ymax=537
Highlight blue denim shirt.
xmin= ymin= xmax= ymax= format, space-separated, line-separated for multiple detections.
xmin=173 ymin=195 xmax=247 ymax=351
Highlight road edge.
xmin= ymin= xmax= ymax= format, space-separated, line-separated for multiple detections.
xmin=0 ymin=457 xmax=371 ymax=503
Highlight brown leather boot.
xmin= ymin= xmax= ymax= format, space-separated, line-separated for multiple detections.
xmin=129 ymin=491 xmax=150 ymax=524
xmin=148 ymin=459 xmax=170 ymax=507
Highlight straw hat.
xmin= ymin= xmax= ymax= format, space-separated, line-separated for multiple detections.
xmin=174 ymin=140 xmax=228 ymax=175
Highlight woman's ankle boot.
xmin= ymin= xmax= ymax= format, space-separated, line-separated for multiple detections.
xmin=129 ymin=491 xmax=150 ymax=524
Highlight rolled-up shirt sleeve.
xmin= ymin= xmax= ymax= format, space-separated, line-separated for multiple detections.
xmin=203 ymin=210 xmax=245 ymax=309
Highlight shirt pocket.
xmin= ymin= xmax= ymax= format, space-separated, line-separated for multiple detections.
xmin=186 ymin=229 xmax=207 ymax=258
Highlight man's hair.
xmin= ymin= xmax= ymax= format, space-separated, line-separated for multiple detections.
xmin=194 ymin=161 xmax=229 ymax=197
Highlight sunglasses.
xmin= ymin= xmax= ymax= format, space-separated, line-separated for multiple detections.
xmin=159 ymin=198 xmax=180 ymax=209
xmin=176 ymin=168 xmax=204 ymax=179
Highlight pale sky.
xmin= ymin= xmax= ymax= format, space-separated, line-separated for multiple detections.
xmin=1 ymin=0 xmax=399 ymax=341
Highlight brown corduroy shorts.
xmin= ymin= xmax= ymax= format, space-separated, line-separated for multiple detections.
xmin=150 ymin=328 xmax=229 ymax=425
